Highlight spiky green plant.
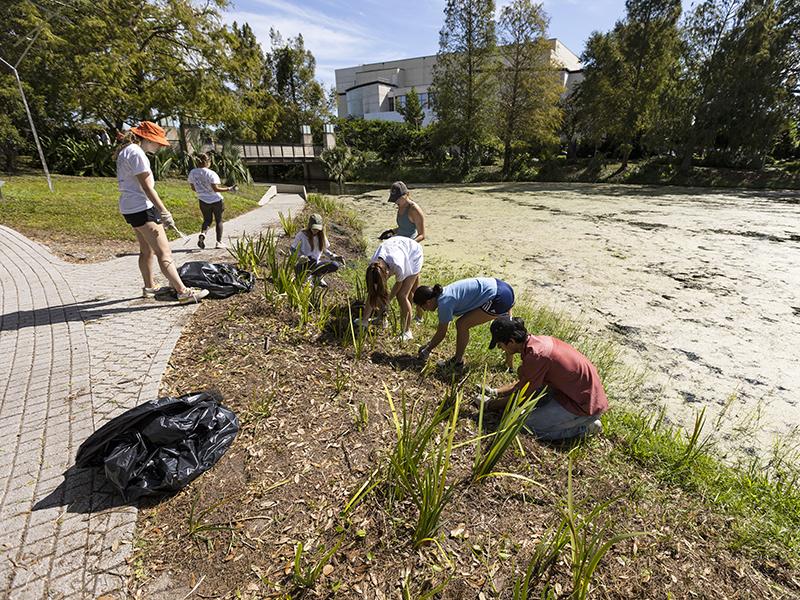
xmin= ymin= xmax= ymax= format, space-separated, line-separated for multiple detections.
xmin=472 ymin=383 xmax=544 ymax=482
xmin=561 ymin=456 xmax=646 ymax=599
xmin=292 ymin=539 xmax=342 ymax=589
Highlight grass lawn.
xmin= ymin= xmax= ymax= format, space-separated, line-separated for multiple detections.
xmin=0 ymin=174 xmax=264 ymax=260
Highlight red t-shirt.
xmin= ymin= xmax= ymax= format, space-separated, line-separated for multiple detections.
xmin=516 ymin=335 xmax=608 ymax=417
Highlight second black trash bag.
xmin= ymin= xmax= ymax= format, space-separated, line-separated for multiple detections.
xmin=75 ymin=391 xmax=239 ymax=501
xmin=177 ymin=261 xmax=255 ymax=299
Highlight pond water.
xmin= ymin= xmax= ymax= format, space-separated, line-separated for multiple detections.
xmin=339 ymin=182 xmax=800 ymax=460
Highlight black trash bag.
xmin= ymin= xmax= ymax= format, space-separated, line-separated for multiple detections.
xmin=75 ymin=391 xmax=239 ymax=500
xmin=177 ymin=261 xmax=255 ymax=299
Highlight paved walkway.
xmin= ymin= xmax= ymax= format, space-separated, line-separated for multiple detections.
xmin=0 ymin=193 xmax=304 ymax=599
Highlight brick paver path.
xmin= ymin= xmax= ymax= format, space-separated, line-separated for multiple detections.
xmin=0 ymin=193 xmax=303 ymax=599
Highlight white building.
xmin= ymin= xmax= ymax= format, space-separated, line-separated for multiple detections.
xmin=335 ymin=39 xmax=583 ymax=125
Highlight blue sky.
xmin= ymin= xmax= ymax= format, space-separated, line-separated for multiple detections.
xmin=225 ymin=0 xmax=628 ymax=88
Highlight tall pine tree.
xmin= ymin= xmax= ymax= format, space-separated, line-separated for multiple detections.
xmin=496 ymin=0 xmax=563 ymax=176
xmin=431 ymin=0 xmax=497 ymax=172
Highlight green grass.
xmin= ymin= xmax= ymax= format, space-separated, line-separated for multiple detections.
xmin=1 ymin=174 xmax=264 ymax=241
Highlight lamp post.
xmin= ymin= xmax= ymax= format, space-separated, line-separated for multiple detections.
xmin=1 ymin=24 xmax=54 ymax=192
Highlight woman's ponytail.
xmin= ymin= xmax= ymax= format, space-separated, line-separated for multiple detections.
xmin=413 ymin=283 xmax=443 ymax=306
xmin=366 ymin=262 xmax=389 ymax=309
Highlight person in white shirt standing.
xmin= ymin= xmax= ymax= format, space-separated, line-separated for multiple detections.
xmin=115 ymin=121 xmax=208 ymax=303
xmin=188 ymin=153 xmax=235 ymax=250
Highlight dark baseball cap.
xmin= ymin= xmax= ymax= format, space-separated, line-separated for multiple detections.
xmin=488 ymin=317 xmax=525 ymax=349
xmin=387 ymin=181 xmax=409 ymax=203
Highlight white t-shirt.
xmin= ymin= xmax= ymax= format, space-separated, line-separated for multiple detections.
xmin=188 ymin=167 xmax=223 ymax=203
xmin=116 ymin=144 xmax=153 ymax=214
xmin=371 ymin=236 xmax=423 ymax=282
xmin=291 ymin=230 xmax=330 ymax=262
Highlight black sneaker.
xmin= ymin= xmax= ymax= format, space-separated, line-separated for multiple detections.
xmin=198 ymin=233 xmax=205 ymax=249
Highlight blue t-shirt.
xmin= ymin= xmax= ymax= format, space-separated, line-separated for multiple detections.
xmin=437 ymin=277 xmax=498 ymax=324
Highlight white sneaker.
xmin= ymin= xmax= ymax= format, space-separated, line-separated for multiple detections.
xmin=399 ymin=329 xmax=413 ymax=341
xmin=215 ymin=241 xmax=227 ymax=249
xmin=584 ymin=419 xmax=604 ymax=437
xmin=142 ymin=287 xmax=158 ymax=298
xmin=177 ymin=288 xmax=210 ymax=304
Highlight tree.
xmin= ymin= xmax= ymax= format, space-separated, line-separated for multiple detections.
xmin=398 ymin=87 xmax=425 ymax=129
xmin=269 ymin=30 xmax=329 ymax=143
xmin=682 ymin=0 xmax=800 ymax=168
xmin=220 ymin=22 xmax=279 ymax=142
xmin=574 ymin=0 xmax=682 ymax=168
xmin=496 ymin=0 xmax=563 ymax=177
xmin=320 ymin=145 xmax=360 ymax=187
xmin=431 ymin=0 xmax=497 ymax=172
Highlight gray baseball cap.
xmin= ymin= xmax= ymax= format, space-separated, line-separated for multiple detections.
xmin=308 ymin=213 xmax=324 ymax=231
xmin=387 ymin=181 xmax=409 ymax=203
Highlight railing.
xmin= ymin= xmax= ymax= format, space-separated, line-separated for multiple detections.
xmin=214 ymin=143 xmax=323 ymax=162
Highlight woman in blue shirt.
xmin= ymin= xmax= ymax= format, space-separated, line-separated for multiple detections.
xmin=413 ymin=277 xmax=515 ymax=369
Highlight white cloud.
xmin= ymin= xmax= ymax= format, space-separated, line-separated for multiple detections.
xmin=225 ymin=4 xmax=406 ymax=88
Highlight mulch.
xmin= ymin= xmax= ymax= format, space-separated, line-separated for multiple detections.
xmin=129 ymin=220 xmax=798 ymax=599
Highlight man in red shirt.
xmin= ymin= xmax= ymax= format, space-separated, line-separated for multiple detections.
xmin=481 ymin=317 xmax=608 ymax=440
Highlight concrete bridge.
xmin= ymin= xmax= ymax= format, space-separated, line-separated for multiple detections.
xmin=214 ymin=124 xmax=335 ymax=179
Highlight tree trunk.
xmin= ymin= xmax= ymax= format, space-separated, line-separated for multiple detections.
xmin=679 ymin=132 xmax=695 ymax=175
xmin=502 ymin=139 xmax=512 ymax=178
xmin=178 ymin=119 xmax=189 ymax=154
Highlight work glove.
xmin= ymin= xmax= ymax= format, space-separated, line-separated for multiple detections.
xmin=331 ymin=253 xmax=345 ymax=265
xmin=160 ymin=210 xmax=175 ymax=229
xmin=378 ymin=229 xmax=395 ymax=240
xmin=230 ymin=184 xmax=239 ymax=192
xmin=418 ymin=345 xmax=431 ymax=360
xmin=476 ymin=383 xmax=498 ymax=398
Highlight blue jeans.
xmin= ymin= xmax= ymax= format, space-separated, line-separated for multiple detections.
xmin=525 ymin=390 xmax=598 ymax=441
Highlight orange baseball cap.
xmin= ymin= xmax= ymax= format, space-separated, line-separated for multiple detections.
xmin=130 ymin=121 xmax=170 ymax=147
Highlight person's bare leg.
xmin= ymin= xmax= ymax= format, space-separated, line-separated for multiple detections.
xmin=410 ymin=274 xmax=423 ymax=320
xmin=134 ymin=228 xmax=156 ymax=288
xmin=396 ymin=275 xmax=417 ymax=333
xmin=137 ymin=222 xmax=188 ymax=294
xmin=453 ymin=308 xmax=495 ymax=363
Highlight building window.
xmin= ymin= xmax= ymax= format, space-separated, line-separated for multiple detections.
xmin=419 ymin=93 xmax=428 ymax=109
xmin=395 ymin=95 xmax=406 ymax=110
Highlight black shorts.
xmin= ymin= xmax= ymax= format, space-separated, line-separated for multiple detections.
xmin=481 ymin=278 xmax=515 ymax=316
xmin=123 ymin=207 xmax=161 ymax=228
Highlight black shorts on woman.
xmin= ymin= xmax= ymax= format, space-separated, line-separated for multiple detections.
xmin=481 ymin=279 xmax=515 ymax=316
xmin=123 ymin=206 xmax=161 ymax=228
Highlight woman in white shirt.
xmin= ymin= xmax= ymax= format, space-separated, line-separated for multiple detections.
xmin=359 ymin=236 xmax=423 ymax=341
xmin=115 ymin=121 xmax=208 ymax=303
xmin=188 ymin=153 xmax=235 ymax=249
xmin=289 ymin=213 xmax=343 ymax=287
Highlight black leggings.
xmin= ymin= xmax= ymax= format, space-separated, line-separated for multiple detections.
xmin=199 ymin=200 xmax=224 ymax=240
xmin=295 ymin=257 xmax=341 ymax=277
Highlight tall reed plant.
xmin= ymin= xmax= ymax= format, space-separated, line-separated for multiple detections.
xmin=472 ymin=383 xmax=543 ymax=482
xmin=385 ymin=387 xmax=461 ymax=546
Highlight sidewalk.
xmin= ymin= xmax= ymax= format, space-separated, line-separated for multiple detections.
xmin=0 ymin=192 xmax=304 ymax=599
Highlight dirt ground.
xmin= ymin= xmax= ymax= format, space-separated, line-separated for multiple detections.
xmin=339 ymin=183 xmax=800 ymax=460
xmin=130 ymin=207 xmax=799 ymax=599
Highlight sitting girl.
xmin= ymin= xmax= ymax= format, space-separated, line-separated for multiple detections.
xmin=290 ymin=213 xmax=343 ymax=287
